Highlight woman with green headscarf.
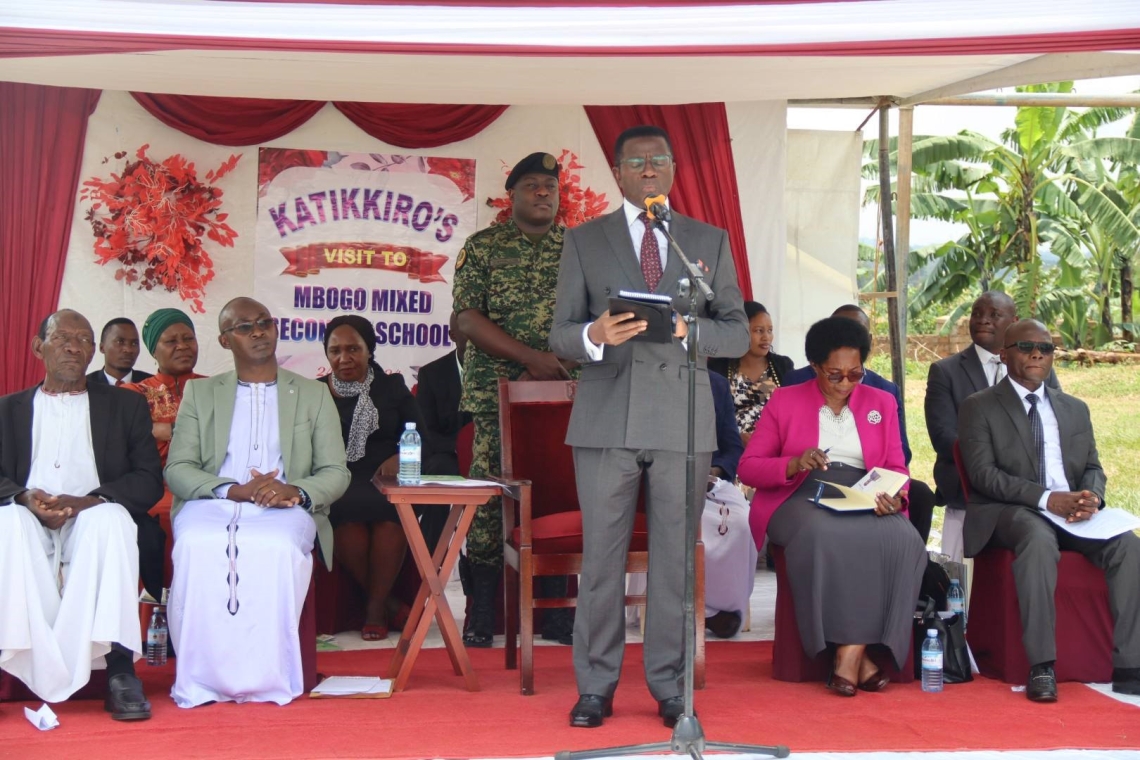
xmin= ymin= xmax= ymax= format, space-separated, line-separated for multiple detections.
xmin=123 ymin=308 xmax=206 ymax=467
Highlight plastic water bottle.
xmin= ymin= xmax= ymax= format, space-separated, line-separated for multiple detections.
xmin=398 ymin=422 xmax=422 ymax=485
xmin=921 ymin=628 xmax=943 ymax=692
xmin=947 ymin=578 xmax=966 ymax=632
xmin=146 ymin=591 xmax=169 ymax=666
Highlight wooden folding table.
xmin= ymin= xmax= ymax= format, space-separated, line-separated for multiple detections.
xmin=373 ymin=476 xmax=500 ymax=692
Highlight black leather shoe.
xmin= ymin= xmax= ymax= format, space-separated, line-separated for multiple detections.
xmin=569 ymin=694 xmax=612 ymax=728
xmin=657 ymin=696 xmax=689 ymax=728
xmin=705 ymin=610 xmax=743 ymax=639
xmin=1027 ymin=663 xmax=1058 ymax=703
xmin=1112 ymin=667 xmax=1140 ymax=696
xmin=104 ymin=673 xmax=152 ymax=721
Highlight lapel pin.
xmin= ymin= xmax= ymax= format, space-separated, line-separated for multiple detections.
xmin=867 ymin=410 xmax=882 ymax=424
xmin=290 ymin=389 xmax=295 ymax=394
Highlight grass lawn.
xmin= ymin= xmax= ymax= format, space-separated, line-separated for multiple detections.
xmin=867 ymin=357 xmax=1140 ymax=543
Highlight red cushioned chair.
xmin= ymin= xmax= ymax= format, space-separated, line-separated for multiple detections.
xmin=497 ymin=378 xmax=705 ymax=695
xmin=769 ymin=544 xmax=914 ymax=683
xmin=953 ymin=441 xmax=1114 ymax=684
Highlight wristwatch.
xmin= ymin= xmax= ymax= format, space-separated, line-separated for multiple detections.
xmin=297 ymin=487 xmax=313 ymax=511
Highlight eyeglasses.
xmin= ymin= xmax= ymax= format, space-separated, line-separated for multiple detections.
xmin=616 ymin=154 xmax=673 ymax=171
xmin=222 ymin=317 xmax=276 ymax=336
xmin=818 ymin=367 xmax=865 ymax=384
xmin=1004 ymin=340 xmax=1056 ymax=354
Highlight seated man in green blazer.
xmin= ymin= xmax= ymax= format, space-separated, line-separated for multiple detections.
xmin=164 ymin=297 xmax=349 ymax=708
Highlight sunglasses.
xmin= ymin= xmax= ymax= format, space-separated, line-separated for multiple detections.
xmin=817 ymin=367 xmax=865 ymax=384
xmin=222 ymin=317 xmax=277 ymax=336
xmin=616 ymin=154 xmax=673 ymax=171
xmin=1004 ymin=341 xmax=1056 ymax=355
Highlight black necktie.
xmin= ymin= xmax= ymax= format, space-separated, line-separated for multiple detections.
xmin=1026 ymin=393 xmax=1046 ymax=486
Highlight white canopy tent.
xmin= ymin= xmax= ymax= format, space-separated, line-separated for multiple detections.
xmin=3 ymin=0 xmax=1140 ymax=372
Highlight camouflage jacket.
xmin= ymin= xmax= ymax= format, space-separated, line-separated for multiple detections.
xmin=452 ymin=219 xmax=567 ymax=414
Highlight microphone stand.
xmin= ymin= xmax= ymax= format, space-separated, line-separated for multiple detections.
xmin=556 ymin=209 xmax=789 ymax=760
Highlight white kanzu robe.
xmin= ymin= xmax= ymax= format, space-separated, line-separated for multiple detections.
xmin=0 ymin=391 xmax=141 ymax=702
xmin=169 ymin=382 xmax=316 ymax=707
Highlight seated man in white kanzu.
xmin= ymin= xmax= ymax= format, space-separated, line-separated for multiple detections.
xmin=0 ymin=309 xmax=163 ymax=721
xmin=164 ymin=297 xmax=349 ymax=707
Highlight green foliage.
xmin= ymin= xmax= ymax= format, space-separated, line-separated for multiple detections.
xmin=864 ymin=82 xmax=1140 ymax=349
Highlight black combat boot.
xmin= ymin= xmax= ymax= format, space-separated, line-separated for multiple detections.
xmin=463 ymin=562 xmax=500 ymax=648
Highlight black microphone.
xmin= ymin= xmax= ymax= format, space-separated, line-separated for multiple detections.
xmin=644 ymin=195 xmax=671 ymax=223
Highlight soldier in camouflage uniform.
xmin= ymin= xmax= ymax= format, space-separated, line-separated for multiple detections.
xmin=452 ymin=152 xmax=576 ymax=647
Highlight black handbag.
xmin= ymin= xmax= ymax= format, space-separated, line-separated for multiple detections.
xmin=913 ymin=596 xmax=973 ymax=684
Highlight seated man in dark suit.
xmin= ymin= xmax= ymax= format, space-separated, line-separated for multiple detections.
xmin=0 ymin=309 xmax=163 ymax=720
xmin=86 ymin=317 xmax=153 ymax=387
xmin=416 ymin=312 xmax=473 ymax=552
xmin=959 ymin=319 xmax=1140 ymax=702
xmin=784 ymin=304 xmax=936 ymax=543
xmin=926 ymin=291 xmax=1060 ymax=561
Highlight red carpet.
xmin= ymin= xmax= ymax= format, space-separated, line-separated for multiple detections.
xmin=2 ymin=641 xmax=1138 ymax=758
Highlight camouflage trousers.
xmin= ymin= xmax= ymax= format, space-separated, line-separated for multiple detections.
xmin=466 ymin=412 xmax=502 ymax=568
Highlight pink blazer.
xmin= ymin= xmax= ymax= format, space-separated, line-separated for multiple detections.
xmin=738 ymin=380 xmax=909 ymax=546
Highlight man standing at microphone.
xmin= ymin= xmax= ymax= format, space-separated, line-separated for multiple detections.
xmin=549 ymin=125 xmax=748 ymax=728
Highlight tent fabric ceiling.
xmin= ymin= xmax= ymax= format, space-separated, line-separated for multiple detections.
xmin=2 ymin=1 xmax=1140 ymax=103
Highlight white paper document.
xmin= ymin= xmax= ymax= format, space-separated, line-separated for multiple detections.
xmin=1040 ymin=506 xmax=1140 ymax=540
xmin=418 ymin=477 xmax=502 ymax=488
xmin=310 ymin=676 xmax=392 ymax=697
xmin=813 ymin=467 xmax=909 ymax=512
xmin=24 ymin=704 xmax=59 ymax=730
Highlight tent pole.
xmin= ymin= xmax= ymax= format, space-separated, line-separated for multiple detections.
xmin=877 ymin=104 xmax=904 ymax=392
xmin=895 ymin=105 xmax=913 ymax=396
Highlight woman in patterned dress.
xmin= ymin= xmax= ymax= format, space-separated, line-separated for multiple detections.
xmin=124 ymin=308 xmax=205 ymax=467
xmin=710 ymin=301 xmax=793 ymax=447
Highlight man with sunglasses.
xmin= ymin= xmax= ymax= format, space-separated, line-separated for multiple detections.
xmin=550 ymin=125 xmax=748 ymax=728
xmin=925 ymin=291 xmax=1059 ymax=562
xmin=958 ymin=319 xmax=1140 ymax=701
xmin=164 ymin=297 xmax=349 ymax=707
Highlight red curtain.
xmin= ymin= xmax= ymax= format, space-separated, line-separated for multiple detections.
xmin=0 ymin=83 xmax=101 ymax=396
xmin=132 ymin=93 xmax=324 ymax=146
xmin=132 ymin=93 xmax=506 ymax=148
xmin=585 ymin=104 xmax=752 ymax=300
xmin=333 ymin=102 xmax=507 ymax=148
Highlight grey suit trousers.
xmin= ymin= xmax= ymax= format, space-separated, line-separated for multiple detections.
xmin=991 ymin=506 xmax=1140 ymax=668
xmin=572 ymin=446 xmax=711 ymax=700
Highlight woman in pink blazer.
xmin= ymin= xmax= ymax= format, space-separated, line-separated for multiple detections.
xmin=738 ymin=317 xmax=926 ymax=696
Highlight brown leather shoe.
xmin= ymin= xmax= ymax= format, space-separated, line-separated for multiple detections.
xmin=826 ymin=671 xmax=857 ymax=697
xmin=858 ymin=668 xmax=890 ymax=692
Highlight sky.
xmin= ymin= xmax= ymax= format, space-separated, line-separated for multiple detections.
xmin=786 ymin=75 xmax=1140 ymax=248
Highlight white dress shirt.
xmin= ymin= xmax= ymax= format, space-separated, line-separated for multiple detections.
xmin=974 ymin=344 xmax=1006 ymax=387
xmin=1006 ymin=378 xmax=1068 ymax=510
xmin=104 ymin=369 xmax=137 ymax=386
xmin=581 ymin=198 xmax=672 ymax=360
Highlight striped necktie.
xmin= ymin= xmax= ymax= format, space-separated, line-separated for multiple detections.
xmin=1025 ymin=393 xmax=1047 ymax=486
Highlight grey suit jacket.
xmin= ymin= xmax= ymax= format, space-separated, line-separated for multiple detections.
xmin=549 ymin=208 xmax=748 ymax=453
xmin=925 ymin=344 xmax=1059 ymax=509
xmin=165 ymin=368 xmax=350 ymax=570
xmin=958 ymin=378 xmax=1105 ymax=558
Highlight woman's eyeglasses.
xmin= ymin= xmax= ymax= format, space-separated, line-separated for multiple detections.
xmin=221 ymin=317 xmax=276 ymax=336
xmin=1004 ymin=341 xmax=1056 ymax=354
xmin=820 ymin=367 xmax=865 ymax=384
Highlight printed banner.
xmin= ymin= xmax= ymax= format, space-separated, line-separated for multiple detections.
xmin=254 ymin=149 xmax=476 ymax=382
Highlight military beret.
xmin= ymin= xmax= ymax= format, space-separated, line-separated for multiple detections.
xmin=505 ymin=152 xmax=560 ymax=190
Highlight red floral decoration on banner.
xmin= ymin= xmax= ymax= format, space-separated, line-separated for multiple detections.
xmin=80 ymin=145 xmax=240 ymax=313
xmin=258 ymin=148 xmax=326 ymax=197
xmin=487 ymin=149 xmax=608 ymax=228
xmin=425 ymin=156 xmax=476 ymax=202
